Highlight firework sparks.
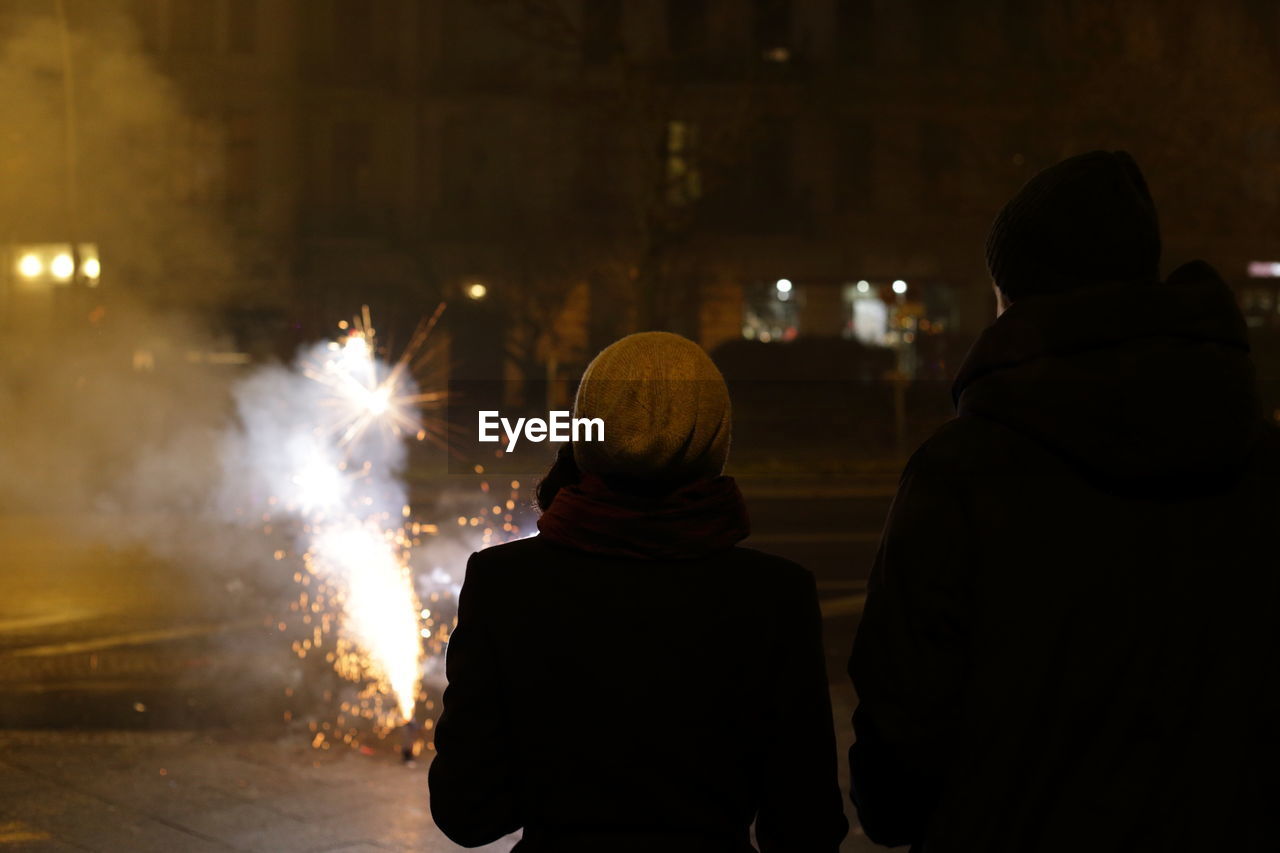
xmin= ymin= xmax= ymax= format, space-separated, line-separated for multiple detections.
xmin=228 ymin=307 xmax=456 ymax=730
xmin=226 ymin=304 xmax=534 ymax=747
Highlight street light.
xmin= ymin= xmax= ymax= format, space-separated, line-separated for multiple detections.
xmin=10 ymin=243 xmax=100 ymax=286
xmin=465 ymin=282 xmax=488 ymax=300
xmin=856 ymin=280 xmax=870 ymax=294
xmin=775 ymin=278 xmax=792 ymax=293
xmin=892 ymin=279 xmax=908 ymax=295
xmin=50 ymin=253 xmax=74 ymax=281
xmin=17 ymin=254 xmax=42 ymax=279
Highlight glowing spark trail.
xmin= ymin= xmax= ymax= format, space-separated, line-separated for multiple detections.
xmin=296 ymin=324 xmax=424 ymax=722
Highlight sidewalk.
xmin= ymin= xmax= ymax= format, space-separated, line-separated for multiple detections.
xmin=0 ymin=730 xmax=517 ymax=853
xmin=0 ymin=728 xmax=878 ymax=852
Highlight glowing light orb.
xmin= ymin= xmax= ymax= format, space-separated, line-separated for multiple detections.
xmin=17 ymin=254 xmax=41 ymax=279
xmin=50 ymin=254 xmax=74 ymax=280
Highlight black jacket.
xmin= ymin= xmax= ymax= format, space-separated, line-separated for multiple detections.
xmin=430 ymin=535 xmax=848 ymax=852
xmin=850 ymin=267 xmax=1280 ymax=852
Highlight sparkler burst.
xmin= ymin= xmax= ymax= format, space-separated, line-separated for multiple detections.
xmin=226 ymin=305 xmax=533 ymax=750
xmin=230 ymin=306 xmax=451 ymax=732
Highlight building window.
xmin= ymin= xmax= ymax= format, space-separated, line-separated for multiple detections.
xmin=1003 ymin=0 xmax=1043 ymax=64
xmin=836 ymin=119 xmax=873 ymax=208
xmin=130 ymin=0 xmax=161 ymax=52
xmin=835 ymin=0 xmax=873 ymax=64
xmin=753 ymin=0 xmax=791 ymax=61
xmin=918 ymin=4 xmax=962 ymax=66
xmin=227 ymin=0 xmax=256 ymax=54
xmin=920 ymin=120 xmax=968 ymax=205
xmin=226 ymin=113 xmax=257 ymax=206
xmin=742 ymin=280 xmax=798 ymax=342
xmin=749 ymin=119 xmax=792 ymax=205
xmin=334 ymin=0 xmax=382 ymax=80
xmin=169 ymin=0 xmax=215 ymax=54
xmin=664 ymin=120 xmax=702 ymax=206
xmin=172 ymin=116 xmax=220 ymax=203
xmin=332 ymin=121 xmax=373 ymax=224
xmin=668 ymin=0 xmax=708 ymax=59
xmin=582 ymin=0 xmax=623 ymax=64
xmin=336 ymin=0 xmax=373 ymax=55
xmin=440 ymin=119 xmax=488 ymax=215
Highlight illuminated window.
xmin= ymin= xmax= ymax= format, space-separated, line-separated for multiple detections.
xmin=743 ymin=279 xmax=798 ymax=342
xmin=665 ymin=121 xmax=702 ymax=206
xmin=852 ymin=296 xmax=888 ymax=345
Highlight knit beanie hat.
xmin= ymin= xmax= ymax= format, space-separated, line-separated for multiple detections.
xmin=986 ymin=150 xmax=1161 ymax=302
xmin=572 ymin=332 xmax=731 ymax=483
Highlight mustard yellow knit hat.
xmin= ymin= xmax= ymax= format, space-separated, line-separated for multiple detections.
xmin=572 ymin=332 xmax=731 ymax=482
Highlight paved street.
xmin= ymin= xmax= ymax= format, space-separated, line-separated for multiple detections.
xmin=0 ymin=730 xmax=517 ymax=853
xmin=0 ymin=476 xmax=897 ymax=852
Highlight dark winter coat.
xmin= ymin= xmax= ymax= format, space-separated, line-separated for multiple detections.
xmin=430 ymin=478 xmax=848 ymax=852
xmin=849 ymin=264 xmax=1280 ymax=852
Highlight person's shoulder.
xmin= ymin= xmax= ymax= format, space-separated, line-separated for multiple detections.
xmin=1255 ymin=419 xmax=1280 ymax=459
xmin=905 ymin=414 xmax=1029 ymax=480
xmin=721 ymin=546 xmax=816 ymax=591
xmin=1246 ymin=420 xmax=1280 ymax=481
xmin=458 ymin=536 xmax=542 ymax=588
xmin=465 ymin=535 xmax=550 ymax=575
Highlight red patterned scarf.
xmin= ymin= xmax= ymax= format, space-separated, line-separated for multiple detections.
xmin=536 ymin=474 xmax=751 ymax=560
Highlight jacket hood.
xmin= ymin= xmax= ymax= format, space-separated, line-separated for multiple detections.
xmin=952 ymin=263 xmax=1261 ymax=492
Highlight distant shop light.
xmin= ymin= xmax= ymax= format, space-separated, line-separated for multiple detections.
xmin=12 ymin=243 xmax=100 ymax=286
xmin=465 ymin=282 xmax=488 ymax=300
xmin=856 ymin=280 xmax=870 ymax=294
xmin=1248 ymin=261 xmax=1280 ymax=278
xmin=775 ymin=278 xmax=792 ymax=293
xmin=892 ymin=279 xmax=908 ymax=295
xmin=51 ymin=253 xmax=74 ymax=281
xmin=17 ymin=254 xmax=42 ymax=279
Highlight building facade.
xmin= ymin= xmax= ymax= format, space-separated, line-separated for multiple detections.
xmin=13 ymin=0 xmax=1273 ymax=379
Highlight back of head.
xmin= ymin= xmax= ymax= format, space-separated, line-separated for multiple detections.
xmin=572 ymin=331 xmax=731 ymax=486
xmin=986 ymin=150 xmax=1161 ymax=302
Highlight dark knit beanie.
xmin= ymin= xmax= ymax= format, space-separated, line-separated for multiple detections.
xmin=986 ymin=151 xmax=1161 ymax=302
